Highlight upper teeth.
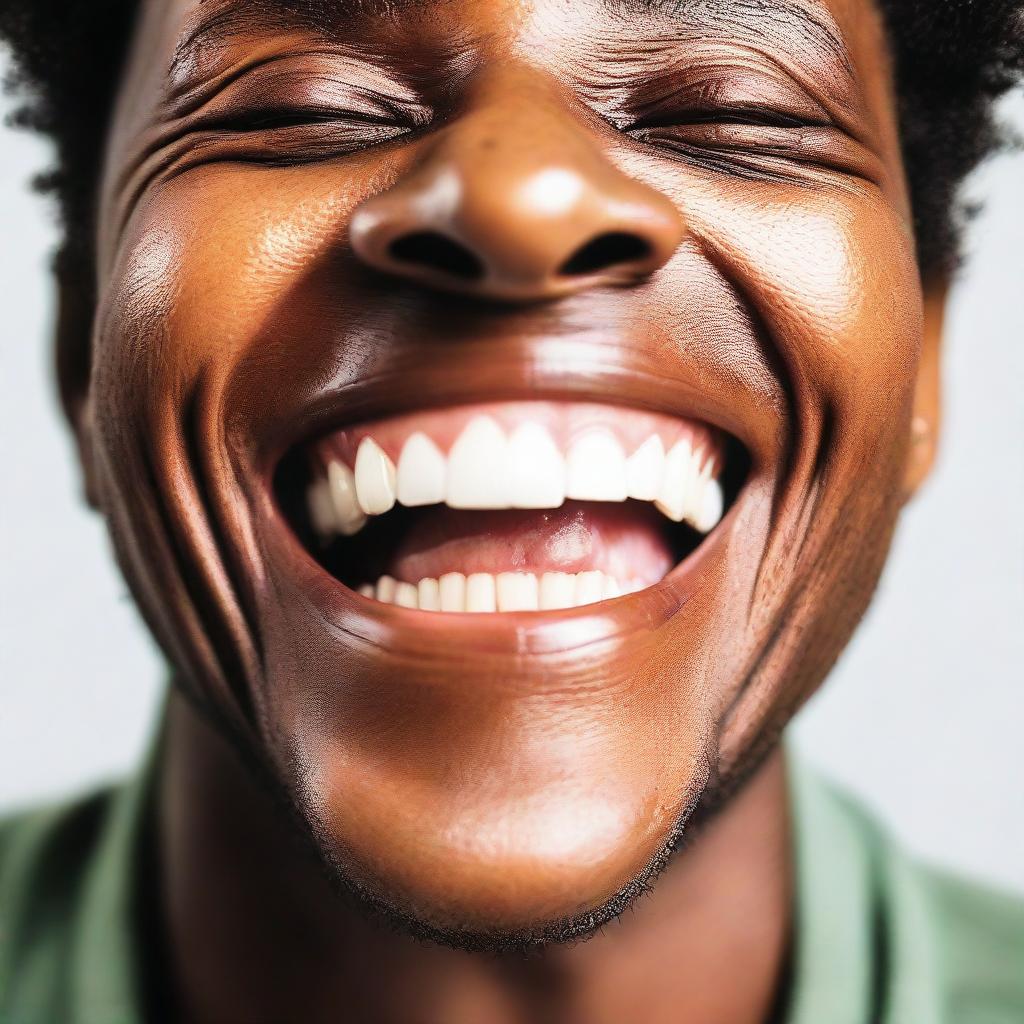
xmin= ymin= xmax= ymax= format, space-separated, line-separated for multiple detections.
xmin=309 ymin=415 xmax=724 ymax=537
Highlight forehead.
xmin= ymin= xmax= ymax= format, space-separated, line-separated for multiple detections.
xmin=148 ymin=0 xmax=884 ymax=80
xmin=169 ymin=0 xmax=855 ymax=44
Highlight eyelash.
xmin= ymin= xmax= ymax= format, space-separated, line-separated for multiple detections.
xmin=230 ymin=103 xmax=813 ymax=131
xmin=632 ymin=105 xmax=822 ymax=131
xmin=190 ymin=98 xmax=854 ymax=185
xmin=181 ymin=103 xmax=421 ymax=167
xmin=227 ymin=110 xmax=351 ymax=131
xmin=223 ymin=103 xmax=415 ymax=130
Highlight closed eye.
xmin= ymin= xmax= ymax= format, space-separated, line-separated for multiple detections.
xmin=630 ymin=105 xmax=830 ymax=132
xmin=213 ymin=107 xmax=404 ymax=133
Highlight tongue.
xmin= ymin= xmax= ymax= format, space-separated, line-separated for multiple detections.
xmin=385 ymin=501 xmax=676 ymax=587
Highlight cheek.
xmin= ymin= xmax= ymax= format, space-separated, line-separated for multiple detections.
xmin=98 ymin=165 xmax=376 ymax=391
xmin=685 ymin=183 xmax=924 ymax=423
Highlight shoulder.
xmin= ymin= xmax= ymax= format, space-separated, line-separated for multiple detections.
xmin=0 ymin=785 xmax=116 ymax=863
xmin=0 ymin=787 xmax=118 ymax=920
xmin=911 ymin=860 xmax=1024 ymax=1021
xmin=0 ymin=786 xmax=122 ymax=1015
xmin=838 ymin=777 xmax=1024 ymax=1020
xmin=0 ymin=786 xmax=118 ymax=904
xmin=789 ymin=756 xmax=1024 ymax=1022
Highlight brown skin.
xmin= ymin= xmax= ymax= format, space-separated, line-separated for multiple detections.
xmin=61 ymin=0 xmax=944 ymax=1019
xmin=160 ymin=692 xmax=791 ymax=1022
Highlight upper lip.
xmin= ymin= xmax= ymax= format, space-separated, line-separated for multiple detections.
xmin=227 ymin=266 xmax=779 ymax=487
xmin=253 ymin=337 xmax=771 ymax=488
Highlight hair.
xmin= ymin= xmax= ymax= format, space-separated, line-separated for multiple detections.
xmin=1 ymin=0 xmax=1022 ymax=300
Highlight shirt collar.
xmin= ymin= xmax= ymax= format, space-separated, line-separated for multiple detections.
xmin=783 ymin=746 xmax=944 ymax=1024
xmin=68 ymin=726 xmax=161 ymax=1024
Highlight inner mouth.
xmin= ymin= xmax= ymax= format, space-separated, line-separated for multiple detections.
xmin=276 ymin=401 xmax=744 ymax=613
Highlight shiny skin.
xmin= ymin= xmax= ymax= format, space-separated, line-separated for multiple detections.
xmin=64 ymin=0 xmax=942 ymax=1018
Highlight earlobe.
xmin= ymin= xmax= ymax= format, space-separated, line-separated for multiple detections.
xmin=901 ymin=285 xmax=947 ymax=501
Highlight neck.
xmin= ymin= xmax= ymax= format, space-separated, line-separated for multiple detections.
xmin=157 ymin=690 xmax=793 ymax=1024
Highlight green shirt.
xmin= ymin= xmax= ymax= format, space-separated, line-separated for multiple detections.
xmin=1 ymin=739 xmax=1022 ymax=1023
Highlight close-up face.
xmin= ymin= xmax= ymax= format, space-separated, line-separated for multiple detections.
xmin=79 ymin=0 xmax=935 ymax=946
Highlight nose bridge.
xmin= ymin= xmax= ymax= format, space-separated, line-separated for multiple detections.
xmin=452 ymin=70 xmax=613 ymax=197
xmin=451 ymin=80 xmax=644 ymax=261
xmin=349 ymin=67 xmax=686 ymax=302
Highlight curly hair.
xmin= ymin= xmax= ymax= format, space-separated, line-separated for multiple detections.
xmin=2 ymin=0 xmax=1023 ymax=294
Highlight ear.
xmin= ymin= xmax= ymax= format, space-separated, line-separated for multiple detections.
xmin=901 ymin=282 xmax=947 ymax=500
xmin=54 ymin=259 xmax=100 ymax=509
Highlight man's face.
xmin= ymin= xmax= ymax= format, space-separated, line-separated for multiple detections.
xmin=84 ymin=0 xmax=926 ymax=944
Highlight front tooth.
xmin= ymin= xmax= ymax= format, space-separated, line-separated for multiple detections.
xmin=328 ymin=460 xmax=368 ymax=535
xmin=395 ymin=581 xmax=418 ymax=608
xmin=693 ymin=477 xmax=724 ymax=533
xmin=603 ymin=576 xmax=622 ymax=600
xmin=497 ymin=572 xmax=540 ymax=611
xmin=566 ymin=432 xmax=628 ymax=502
xmin=465 ymin=573 xmax=497 ymax=612
xmin=508 ymin=424 xmax=566 ymax=509
xmin=357 ymin=584 xmax=374 ymax=598
xmin=439 ymin=572 xmax=467 ymax=612
xmin=574 ymin=570 xmax=606 ymax=607
xmin=397 ymin=432 xmax=447 ymax=508
xmin=540 ymin=572 xmax=575 ymax=610
xmin=447 ymin=417 xmax=510 ymax=509
xmin=626 ymin=436 xmax=666 ymax=501
xmin=417 ymin=577 xmax=441 ymax=611
xmin=655 ymin=440 xmax=696 ymax=522
xmin=375 ymin=575 xmax=397 ymax=603
xmin=308 ymin=477 xmax=338 ymax=539
xmin=355 ymin=438 xmax=397 ymax=516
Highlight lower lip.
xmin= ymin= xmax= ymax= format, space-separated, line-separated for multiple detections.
xmin=269 ymin=486 xmax=734 ymax=661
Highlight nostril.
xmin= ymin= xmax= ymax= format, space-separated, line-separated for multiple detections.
xmin=559 ymin=232 xmax=652 ymax=277
xmin=388 ymin=231 xmax=485 ymax=281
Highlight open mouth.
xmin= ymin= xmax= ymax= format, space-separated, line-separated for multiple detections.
xmin=276 ymin=401 xmax=743 ymax=613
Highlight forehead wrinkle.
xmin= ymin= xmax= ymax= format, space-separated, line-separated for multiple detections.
xmin=605 ymin=0 xmax=854 ymax=78
xmin=171 ymin=0 xmax=427 ymax=77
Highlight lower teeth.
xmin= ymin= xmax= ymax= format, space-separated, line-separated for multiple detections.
xmin=359 ymin=570 xmax=645 ymax=613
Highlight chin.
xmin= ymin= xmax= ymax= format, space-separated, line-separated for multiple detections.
xmin=297 ymin=725 xmax=714 ymax=950
xmin=250 ymin=393 xmax=747 ymax=946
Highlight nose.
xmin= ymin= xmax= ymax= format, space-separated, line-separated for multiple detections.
xmin=349 ymin=80 xmax=685 ymax=302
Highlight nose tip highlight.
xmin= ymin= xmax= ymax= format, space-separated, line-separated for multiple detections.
xmin=349 ymin=120 xmax=685 ymax=302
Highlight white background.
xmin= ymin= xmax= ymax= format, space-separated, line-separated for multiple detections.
xmin=1 ymin=53 xmax=1021 ymax=893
